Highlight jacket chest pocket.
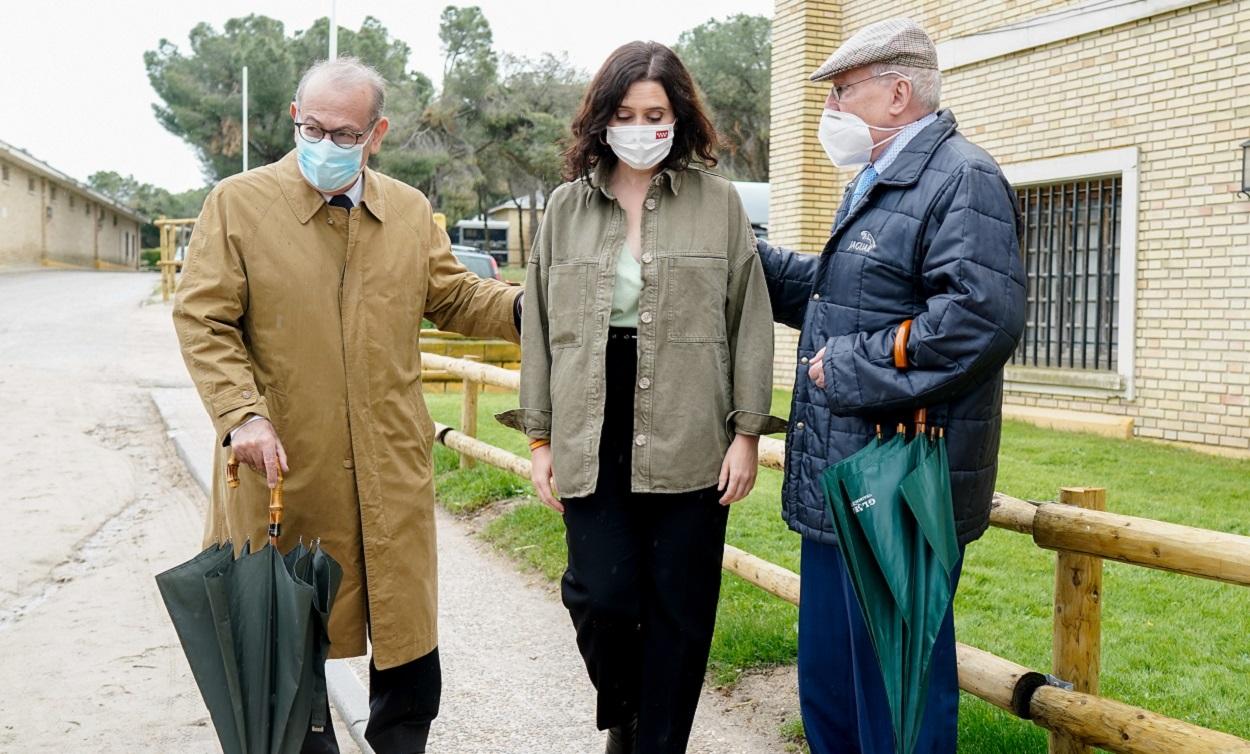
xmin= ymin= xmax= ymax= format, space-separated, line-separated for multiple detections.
xmin=664 ymin=256 xmax=728 ymax=343
xmin=547 ymin=263 xmax=593 ymax=349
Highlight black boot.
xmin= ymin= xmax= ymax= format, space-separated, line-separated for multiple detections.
xmin=604 ymin=716 xmax=637 ymax=754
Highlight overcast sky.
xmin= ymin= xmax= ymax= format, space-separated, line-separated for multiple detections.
xmin=0 ymin=0 xmax=771 ymax=192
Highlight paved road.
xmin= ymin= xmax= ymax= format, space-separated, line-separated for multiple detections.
xmin=0 ymin=269 xmax=791 ymax=753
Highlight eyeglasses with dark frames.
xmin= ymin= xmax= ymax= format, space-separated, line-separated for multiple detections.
xmin=294 ymin=120 xmax=378 ymax=149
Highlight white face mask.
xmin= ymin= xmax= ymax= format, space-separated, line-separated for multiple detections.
xmin=606 ymin=122 xmax=676 ymax=171
xmin=817 ymin=110 xmax=908 ymax=168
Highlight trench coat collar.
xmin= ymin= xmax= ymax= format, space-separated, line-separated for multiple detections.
xmin=277 ymin=149 xmax=388 ymax=224
xmin=586 ymin=162 xmax=684 ymax=205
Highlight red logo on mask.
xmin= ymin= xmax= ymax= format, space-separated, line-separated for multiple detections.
xmin=655 ymin=129 xmax=669 ymax=139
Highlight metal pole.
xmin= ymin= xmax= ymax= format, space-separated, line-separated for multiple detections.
xmin=241 ymin=66 xmax=249 ymax=173
xmin=328 ymin=0 xmax=338 ymax=60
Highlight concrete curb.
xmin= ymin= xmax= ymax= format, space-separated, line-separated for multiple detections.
xmin=150 ymin=388 xmax=374 ymax=754
xmin=327 ymin=658 xmax=373 ymax=748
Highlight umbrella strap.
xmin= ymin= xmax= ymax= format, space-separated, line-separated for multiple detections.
xmin=310 ymin=670 xmax=329 ymax=732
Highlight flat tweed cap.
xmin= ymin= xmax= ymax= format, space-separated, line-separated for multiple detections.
xmin=810 ymin=17 xmax=938 ymax=82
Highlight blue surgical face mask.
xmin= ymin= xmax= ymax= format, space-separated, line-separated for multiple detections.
xmin=295 ymin=130 xmax=370 ymax=192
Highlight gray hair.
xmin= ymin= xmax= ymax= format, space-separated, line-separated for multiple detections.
xmin=294 ymin=56 xmax=387 ymax=123
xmin=869 ymin=62 xmax=941 ymax=112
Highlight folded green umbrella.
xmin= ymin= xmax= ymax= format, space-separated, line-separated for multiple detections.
xmin=820 ymin=423 xmax=958 ymax=754
xmin=156 ymin=460 xmax=342 ymax=754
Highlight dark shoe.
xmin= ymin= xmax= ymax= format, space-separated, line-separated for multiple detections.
xmin=604 ymin=716 xmax=637 ymax=754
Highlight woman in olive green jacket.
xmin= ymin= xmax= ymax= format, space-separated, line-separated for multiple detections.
xmin=497 ymin=41 xmax=784 ymax=754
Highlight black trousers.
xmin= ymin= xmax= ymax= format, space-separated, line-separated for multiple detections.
xmin=560 ymin=330 xmax=730 ymax=753
xmin=300 ymin=647 xmax=441 ymax=754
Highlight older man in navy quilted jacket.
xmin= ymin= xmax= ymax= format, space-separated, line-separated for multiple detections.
xmin=757 ymin=18 xmax=1026 ymax=754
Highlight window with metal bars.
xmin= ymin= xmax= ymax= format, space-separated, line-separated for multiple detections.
xmin=1012 ymin=176 xmax=1121 ymax=372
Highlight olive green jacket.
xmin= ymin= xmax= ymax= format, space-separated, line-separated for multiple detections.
xmin=497 ymin=166 xmax=786 ymax=497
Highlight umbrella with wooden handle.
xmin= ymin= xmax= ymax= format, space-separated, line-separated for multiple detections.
xmin=226 ymin=452 xmax=285 ymax=548
xmin=159 ymin=449 xmax=340 ymax=753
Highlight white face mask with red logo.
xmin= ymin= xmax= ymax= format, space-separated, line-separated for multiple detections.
xmin=606 ymin=122 xmax=676 ymax=170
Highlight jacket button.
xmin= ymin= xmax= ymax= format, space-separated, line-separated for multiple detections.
xmin=640 ymin=311 xmax=653 ymax=324
xmin=638 ymin=377 xmax=651 ymax=389
xmin=796 ymin=422 xmax=805 ymax=430
xmin=800 ymin=357 xmax=809 ymax=365
xmin=241 ymin=390 xmax=252 ymax=399
xmin=635 ymin=434 xmax=647 ymax=446
xmin=343 ymin=459 xmax=354 ymax=469
xmin=644 ymin=198 xmax=656 ymax=210
xmin=641 ymin=253 xmax=653 ymax=264
xmin=327 ymin=218 xmax=335 ymax=225
xmin=812 ymin=293 xmax=820 ymax=300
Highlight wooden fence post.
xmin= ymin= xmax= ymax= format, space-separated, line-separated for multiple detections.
xmin=159 ymin=222 xmax=171 ymax=302
xmin=1050 ymin=486 xmax=1107 ymax=754
xmin=459 ymin=355 xmax=481 ymax=469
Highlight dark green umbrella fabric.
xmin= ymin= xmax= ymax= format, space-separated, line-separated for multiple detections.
xmin=153 ymin=544 xmax=240 ymax=747
xmin=897 ymin=436 xmax=959 ymax=754
xmin=820 ymin=432 xmax=909 ymax=743
xmin=156 ymin=540 xmax=342 ymax=754
xmin=820 ymin=430 xmax=959 ymax=754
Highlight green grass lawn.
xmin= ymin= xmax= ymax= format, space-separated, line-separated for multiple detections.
xmin=498 ymin=264 xmax=527 ymax=284
xmin=424 ymin=388 xmax=1250 ymax=751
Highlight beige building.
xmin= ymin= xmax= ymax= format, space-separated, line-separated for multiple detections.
xmin=452 ymin=194 xmax=547 ymax=267
xmin=0 ymin=138 xmax=146 ymax=270
xmin=770 ymin=0 xmax=1250 ymax=454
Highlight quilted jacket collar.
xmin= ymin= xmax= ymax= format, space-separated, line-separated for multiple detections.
xmin=875 ymin=108 xmax=959 ymax=188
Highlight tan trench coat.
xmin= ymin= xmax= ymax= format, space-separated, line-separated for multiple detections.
xmin=173 ymin=151 xmax=521 ymax=669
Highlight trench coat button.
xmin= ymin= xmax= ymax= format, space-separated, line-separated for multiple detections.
xmin=641 ymin=253 xmax=653 ymax=264
xmin=640 ymin=311 xmax=653 ymax=324
xmin=241 ymin=390 xmax=252 ymax=398
xmin=644 ymin=198 xmax=656 ymax=210
xmin=635 ymin=434 xmax=647 ymax=446
xmin=812 ymin=293 xmax=820 ymax=300
xmin=343 ymin=459 xmax=354 ymax=469
xmin=796 ymin=421 xmax=805 ymax=430
xmin=327 ymin=218 xmax=335 ymax=225
xmin=638 ymin=377 xmax=651 ymax=389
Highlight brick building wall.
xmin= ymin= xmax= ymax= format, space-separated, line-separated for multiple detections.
xmin=769 ymin=0 xmax=843 ymax=388
xmin=0 ymin=161 xmax=46 ymax=267
xmin=769 ymin=0 xmax=1250 ymax=451
xmin=840 ymin=0 xmax=1086 ymax=40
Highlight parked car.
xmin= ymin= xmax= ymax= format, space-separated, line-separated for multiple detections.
xmin=732 ymin=181 xmax=769 ymax=240
xmin=451 ymin=245 xmax=501 ymax=281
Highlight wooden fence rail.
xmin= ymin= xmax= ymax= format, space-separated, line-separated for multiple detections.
xmin=424 ymin=353 xmax=1250 ymax=754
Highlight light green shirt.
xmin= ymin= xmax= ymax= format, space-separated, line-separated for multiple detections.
xmin=610 ymin=243 xmax=642 ymax=327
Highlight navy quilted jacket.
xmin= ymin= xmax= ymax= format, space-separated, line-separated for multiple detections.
xmin=759 ymin=110 xmax=1026 ymax=546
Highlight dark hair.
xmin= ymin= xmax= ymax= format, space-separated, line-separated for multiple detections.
xmin=562 ymin=41 xmax=718 ymax=183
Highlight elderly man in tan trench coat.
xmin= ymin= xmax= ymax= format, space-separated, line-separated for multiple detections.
xmin=173 ymin=57 xmax=522 ymax=754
